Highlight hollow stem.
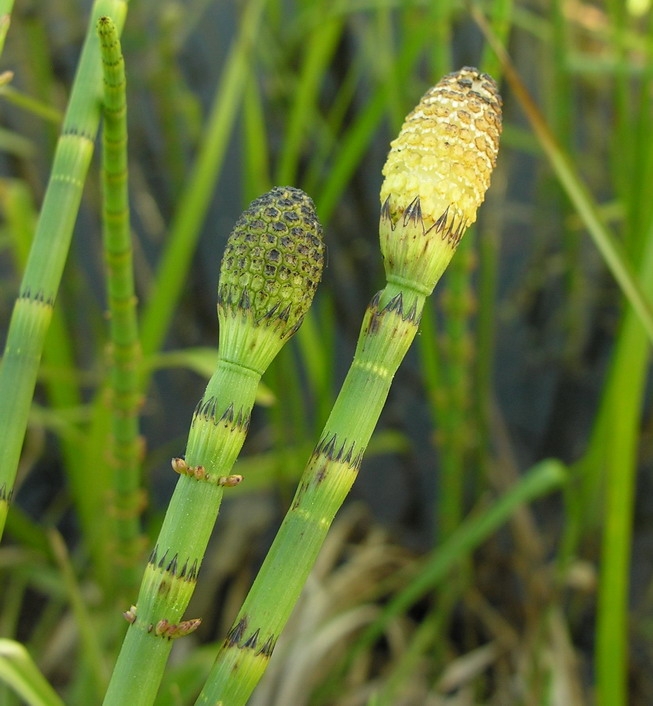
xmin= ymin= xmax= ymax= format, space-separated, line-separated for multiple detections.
xmin=0 ymin=0 xmax=129 ymax=540
xmin=98 ymin=15 xmax=144 ymax=595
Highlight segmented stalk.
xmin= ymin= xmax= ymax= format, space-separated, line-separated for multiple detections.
xmin=0 ymin=0 xmax=129 ymax=539
xmin=434 ymin=235 xmax=478 ymax=538
xmin=196 ymin=67 xmax=502 ymax=706
xmin=102 ymin=187 xmax=324 ymax=706
xmin=97 ymin=16 xmax=145 ymax=593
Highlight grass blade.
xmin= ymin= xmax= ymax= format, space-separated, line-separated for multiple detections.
xmin=0 ymin=639 xmax=65 ymax=706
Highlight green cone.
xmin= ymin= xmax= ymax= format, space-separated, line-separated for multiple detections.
xmin=217 ymin=186 xmax=325 ymax=373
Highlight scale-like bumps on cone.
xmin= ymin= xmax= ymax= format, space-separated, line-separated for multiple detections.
xmin=218 ymin=187 xmax=325 ymax=372
xmin=380 ymin=67 xmax=502 ymax=293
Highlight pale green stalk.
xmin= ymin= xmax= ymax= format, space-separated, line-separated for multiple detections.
xmin=81 ymin=0 xmax=267 ymax=592
xmin=0 ymin=0 xmax=14 ymax=58
xmin=196 ymin=68 xmax=503 ymax=706
xmin=0 ymin=181 xmax=81 ymax=492
xmin=98 ymin=16 xmax=144 ymax=595
xmin=0 ymin=0 xmax=129 ymax=540
xmin=103 ymin=187 xmax=324 ymax=706
xmin=196 ymin=286 xmax=428 ymax=706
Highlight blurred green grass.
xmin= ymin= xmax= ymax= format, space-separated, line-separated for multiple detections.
xmin=1 ymin=0 xmax=653 ymax=704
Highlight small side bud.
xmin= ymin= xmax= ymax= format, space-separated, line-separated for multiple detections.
xmin=380 ymin=67 xmax=502 ymax=292
xmin=218 ymin=187 xmax=325 ymax=373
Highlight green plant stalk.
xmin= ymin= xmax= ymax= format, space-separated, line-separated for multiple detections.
xmin=98 ymin=16 xmax=144 ymax=595
xmin=582 ymin=233 xmax=653 ymax=705
xmin=0 ymin=0 xmax=129 ymax=540
xmin=196 ymin=68 xmax=503 ymax=706
xmin=103 ymin=187 xmax=325 ymax=706
xmin=0 ymin=180 xmax=83 ymax=490
xmin=102 ymin=365 xmax=260 ymax=706
xmin=475 ymin=0 xmax=511 ymax=483
xmin=593 ymin=14 xmax=653 ymax=703
xmin=196 ymin=287 xmax=428 ymax=706
xmin=0 ymin=0 xmax=14 ymax=58
xmin=596 ymin=337 xmax=644 ymax=706
xmin=434 ymin=234 xmax=477 ymax=539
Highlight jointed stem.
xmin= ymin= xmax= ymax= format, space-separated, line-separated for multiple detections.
xmin=103 ymin=187 xmax=325 ymax=706
xmin=196 ymin=283 xmax=426 ymax=705
xmin=0 ymin=0 xmax=129 ymax=539
xmin=102 ymin=359 xmax=261 ymax=706
xmin=98 ymin=15 xmax=145 ymax=594
xmin=196 ymin=67 xmax=502 ymax=706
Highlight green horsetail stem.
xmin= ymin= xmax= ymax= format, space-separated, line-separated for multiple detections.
xmin=0 ymin=0 xmax=128 ymax=539
xmin=102 ymin=187 xmax=324 ymax=706
xmin=196 ymin=67 xmax=502 ymax=706
xmin=97 ymin=16 xmax=145 ymax=594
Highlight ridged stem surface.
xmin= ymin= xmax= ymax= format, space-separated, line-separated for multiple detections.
xmin=103 ymin=186 xmax=325 ymax=706
xmin=196 ymin=282 xmax=425 ymax=705
xmin=98 ymin=15 xmax=144 ymax=594
xmin=102 ymin=360 xmax=261 ymax=706
xmin=0 ymin=0 xmax=129 ymax=538
xmin=196 ymin=67 xmax=502 ymax=706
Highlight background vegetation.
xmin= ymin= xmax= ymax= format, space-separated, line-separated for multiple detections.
xmin=0 ymin=0 xmax=652 ymax=704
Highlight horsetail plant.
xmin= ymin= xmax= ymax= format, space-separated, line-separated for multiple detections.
xmin=102 ymin=187 xmax=325 ymax=706
xmin=195 ymin=67 xmax=502 ymax=706
xmin=0 ymin=0 xmax=128 ymax=540
xmin=97 ymin=16 xmax=145 ymax=595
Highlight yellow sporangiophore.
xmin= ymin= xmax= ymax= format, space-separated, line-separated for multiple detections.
xmin=380 ymin=67 xmax=502 ymax=293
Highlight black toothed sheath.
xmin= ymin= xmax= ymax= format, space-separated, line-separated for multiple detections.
xmin=102 ymin=186 xmax=324 ymax=706
xmin=195 ymin=67 xmax=502 ymax=706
